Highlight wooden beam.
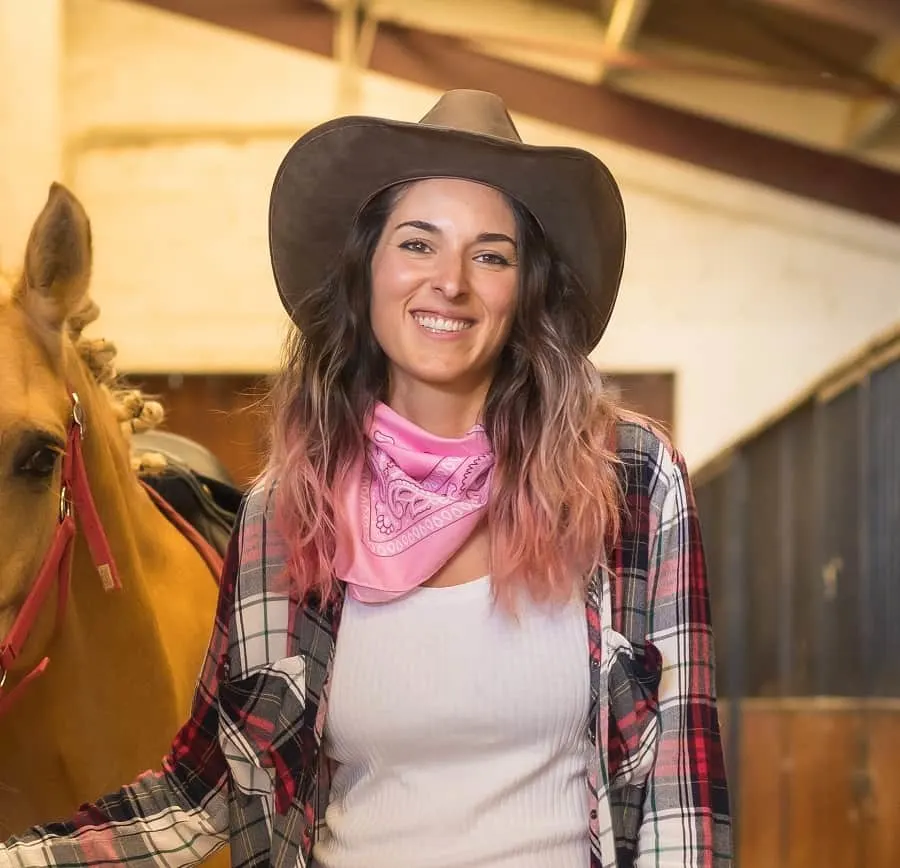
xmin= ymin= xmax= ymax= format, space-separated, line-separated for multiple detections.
xmin=443 ymin=32 xmax=894 ymax=97
xmin=365 ymin=0 xmax=606 ymax=48
xmin=845 ymin=40 xmax=900 ymax=148
xmin=360 ymin=0 xmax=607 ymax=84
xmin=597 ymin=0 xmax=652 ymax=83
xmin=131 ymin=0 xmax=900 ymax=224
xmin=741 ymin=0 xmax=900 ymax=39
xmin=333 ymin=0 xmax=365 ymax=114
xmin=313 ymin=0 xmax=885 ymax=97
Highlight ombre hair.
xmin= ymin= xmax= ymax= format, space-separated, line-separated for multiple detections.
xmin=265 ymin=181 xmax=625 ymax=608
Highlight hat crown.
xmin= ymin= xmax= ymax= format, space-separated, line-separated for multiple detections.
xmin=418 ymin=89 xmax=523 ymax=143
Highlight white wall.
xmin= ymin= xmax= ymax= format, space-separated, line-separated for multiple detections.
xmin=2 ymin=0 xmax=899 ymax=468
xmin=0 ymin=0 xmax=62 ymax=272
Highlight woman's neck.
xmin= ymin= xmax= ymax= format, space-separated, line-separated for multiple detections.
xmin=386 ymin=380 xmax=488 ymax=438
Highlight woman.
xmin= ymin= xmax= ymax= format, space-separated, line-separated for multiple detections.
xmin=0 ymin=90 xmax=731 ymax=867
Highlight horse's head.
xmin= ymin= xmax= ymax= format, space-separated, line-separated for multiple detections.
xmin=0 ymin=185 xmax=99 ymax=662
xmin=0 ymin=183 xmax=165 ymax=679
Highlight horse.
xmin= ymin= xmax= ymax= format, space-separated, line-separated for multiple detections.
xmin=0 ymin=182 xmax=234 ymax=865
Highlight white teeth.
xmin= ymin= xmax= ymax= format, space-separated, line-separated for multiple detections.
xmin=413 ymin=314 xmax=472 ymax=333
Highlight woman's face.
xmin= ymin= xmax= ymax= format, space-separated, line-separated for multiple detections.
xmin=369 ymin=178 xmax=519 ymax=403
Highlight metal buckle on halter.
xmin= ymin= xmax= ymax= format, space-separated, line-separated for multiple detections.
xmin=56 ymin=393 xmax=82 ymax=524
xmin=59 ymin=484 xmax=72 ymax=522
xmin=0 ymin=667 xmax=7 ymax=690
xmin=72 ymin=392 xmax=85 ymax=435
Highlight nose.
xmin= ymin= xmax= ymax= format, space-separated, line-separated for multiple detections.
xmin=431 ymin=248 xmax=467 ymax=299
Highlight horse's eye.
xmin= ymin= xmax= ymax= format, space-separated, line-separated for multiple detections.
xmin=14 ymin=435 xmax=64 ymax=479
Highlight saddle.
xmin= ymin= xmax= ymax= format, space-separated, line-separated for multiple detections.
xmin=131 ymin=430 xmax=244 ymax=559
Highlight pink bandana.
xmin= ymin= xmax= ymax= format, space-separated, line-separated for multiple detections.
xmin=333 ymin=402 xmax=495 ymax=603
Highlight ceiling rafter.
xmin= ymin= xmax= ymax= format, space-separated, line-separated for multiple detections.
xmin=126 ymin=0 xmax=900 ymax=223
xmin=324 ymin=0 xmax=897 ymax=97
xmin=596 ymin=0 xmax=653 ymax=83
xmin=740 ymin=0 xmax=900 ymax=38
xmin=731 ymin=2 xmax=900 ymax=101
xmin=845 ymin=40 xmax=900 ymax=148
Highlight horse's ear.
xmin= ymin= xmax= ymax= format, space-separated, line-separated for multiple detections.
xmin=14 ymin=182 xmax=93 ymax=338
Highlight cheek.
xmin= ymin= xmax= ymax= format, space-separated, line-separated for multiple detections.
xmin=369 ymin=287 xmax=404 ymax=346
xmin=371 ymin=262 xmax=418 ymax=319
xmin=484 ymin=278 xmax=518 ymax=328
xmin=369 ymin=274 xmax=410 ymax=353
xmin=0 ymin=485 xmax=58 ymax=590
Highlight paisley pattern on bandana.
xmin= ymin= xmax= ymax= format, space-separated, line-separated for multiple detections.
xmin=333 ymin=403 xmax=495 ymax=603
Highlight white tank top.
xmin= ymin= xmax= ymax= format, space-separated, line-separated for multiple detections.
xmin=311 ymin=575 xmax=592 ymax=868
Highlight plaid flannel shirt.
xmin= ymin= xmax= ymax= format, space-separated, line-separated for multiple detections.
xmin=0 ymin=420 xmax=732 ymax=867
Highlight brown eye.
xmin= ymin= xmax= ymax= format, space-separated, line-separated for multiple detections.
xmin=399 ymin=239 xmax=431 ymax=254
xmin=14 ymin=437 xmax=63 ymax=479
xmin=475 ymin=252 xmax=511 ymax=266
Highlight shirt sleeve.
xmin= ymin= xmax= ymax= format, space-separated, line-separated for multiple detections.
xmin=636 ymin=443 xmax=733 ymax=867
xmin=0 ymin=504 xmax=246 ymax=868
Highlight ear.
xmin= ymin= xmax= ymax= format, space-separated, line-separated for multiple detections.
xmin=13 ymin=182 xmax=93 ymax=339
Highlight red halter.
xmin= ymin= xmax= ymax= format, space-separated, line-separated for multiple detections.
xmin=0 ymin=391 xmax=121 ymax=716
xmin=0 ymin=390 xmax=225 ymax=718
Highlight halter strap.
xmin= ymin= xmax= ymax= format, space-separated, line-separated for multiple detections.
xmin=0 ymin=391 xmax=121 ymax=715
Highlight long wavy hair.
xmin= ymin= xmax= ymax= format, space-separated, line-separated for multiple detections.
xmin=265 ymin=181 xmax=624 ymax=608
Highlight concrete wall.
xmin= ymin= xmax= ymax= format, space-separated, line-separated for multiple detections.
xmin=2 ymin=0 xmax=899 ymax=467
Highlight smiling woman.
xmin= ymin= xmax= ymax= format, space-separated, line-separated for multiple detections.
xmin=0 ymin=90 xmax=731 ymax=868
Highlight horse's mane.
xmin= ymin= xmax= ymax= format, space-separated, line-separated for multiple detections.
xmin=2 ymin=237 xmax=172 ymax=476
xmin=65 ymin=298 xmax=168 ymax=474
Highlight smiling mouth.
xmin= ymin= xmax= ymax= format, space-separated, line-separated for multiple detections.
xmin=411 ymin=313 xmax=473 ymax=334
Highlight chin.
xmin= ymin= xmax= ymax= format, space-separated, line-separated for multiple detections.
xmin=414 ymin=365 xmax=492 ymax=393
xmin=412 ymin=369 xmax=468 ymax=387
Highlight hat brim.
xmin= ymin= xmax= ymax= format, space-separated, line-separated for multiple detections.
xmin=268 ymin=116 xmax=626 ymax=349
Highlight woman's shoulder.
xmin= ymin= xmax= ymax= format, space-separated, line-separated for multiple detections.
xmin=229 ymin=474 xmax=293 ymax=590
xmin=611 ymin=412 xmax=692 ymax=507
xmin=613 ymin=411 xmax=679 ymax=468
xmin=234 ymin=473 xmax=285 ymax=550
xmin=241 ymin=474 xmax=278 ymax=521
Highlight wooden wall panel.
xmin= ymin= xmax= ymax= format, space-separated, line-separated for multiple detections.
xmin=866 ymin=709 xmax=900 ymax=866
xmin=125 ymin=371 xmax=676 ymax=488
xmin=725 ymin=702 xmax=899 ymax=868
xmin=603 ymin=372 xmax=676 ymax=439
xmin=734 ymin=706 xmax=785 ymax=868
xmin=785 ymin=709 xmax=860 ymax=868
xmin=128 ymin=373 xmax=270 ymax=486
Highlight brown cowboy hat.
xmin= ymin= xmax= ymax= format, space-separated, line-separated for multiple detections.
xmin=268 ymin=89 xmax=626 ymax=349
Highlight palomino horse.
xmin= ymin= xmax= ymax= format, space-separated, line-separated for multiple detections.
xmin=0 ymin=183 xmax=229 ymax=864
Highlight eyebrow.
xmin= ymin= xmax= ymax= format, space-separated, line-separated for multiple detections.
xmin=394 ymin=220 xmax=516 ymax=247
